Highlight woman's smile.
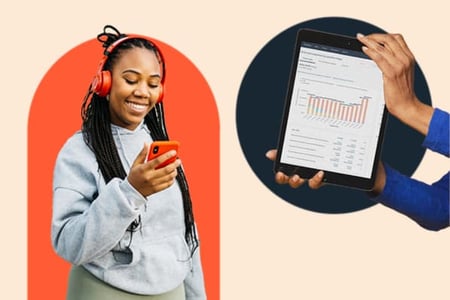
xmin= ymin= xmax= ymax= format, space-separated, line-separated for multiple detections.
xmin=125 ymin=99 xmax=149 ymax=113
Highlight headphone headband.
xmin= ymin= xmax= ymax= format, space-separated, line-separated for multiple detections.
xmin=91 ymin=33 xmax=166 ymax=100
xmin=103 ymin=34 xmax=165 ymax=72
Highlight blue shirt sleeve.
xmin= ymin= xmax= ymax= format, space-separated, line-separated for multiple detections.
xmin=422 ymin=108 xmax=449 ymax=157
xmin=374 ymin=165 xmax=449 ymax=231
xmin=371 ymin=108 xmax=450 ymax=231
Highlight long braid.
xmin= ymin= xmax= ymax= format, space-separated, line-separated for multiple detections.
xmin=145 ymin=104 xmax=199 ymax=255
xmin=82 ymin=93 xmax=127 ymax=182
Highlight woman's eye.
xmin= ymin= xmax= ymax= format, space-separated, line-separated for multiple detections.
xmin=125 ymin=78 xmax=137 ymax=84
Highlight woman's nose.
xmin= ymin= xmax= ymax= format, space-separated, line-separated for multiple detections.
xmin=133 ymin=83 xmax=150 ymax=98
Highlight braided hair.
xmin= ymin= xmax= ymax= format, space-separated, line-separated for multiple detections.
xmin=81 ymin=25 xmax=199 ymax=256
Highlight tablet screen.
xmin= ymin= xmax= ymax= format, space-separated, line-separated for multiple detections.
xmin=276 ymin=29 xmax=387 ymax=189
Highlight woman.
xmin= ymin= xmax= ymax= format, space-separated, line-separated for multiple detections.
xmin=51 ymin=25 xmax=206 ymax=299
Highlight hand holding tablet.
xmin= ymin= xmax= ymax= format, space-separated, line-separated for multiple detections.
xmin=266 ymin=149 xmax=325 ymax=189
xmin=273 ymin=29 xmax=388 ymax=191
xmin=265 ymin=27 xmax=449 ymax=230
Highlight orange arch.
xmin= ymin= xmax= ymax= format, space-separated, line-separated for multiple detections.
xmin=28 ymin=38 xmax=219 ymax=299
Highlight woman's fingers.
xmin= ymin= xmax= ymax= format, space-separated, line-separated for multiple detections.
xmin=308 ymin=171 xmax=324 ymax=189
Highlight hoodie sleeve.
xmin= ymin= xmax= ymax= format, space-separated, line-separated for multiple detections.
xmin=51 ymin=134 xmax=147 ymax=265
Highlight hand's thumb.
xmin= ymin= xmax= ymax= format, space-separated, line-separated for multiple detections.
xmin=265 ymin=149 xmax=278 ymax=161
xmin=132 ymin=143 xmax=149 ymax=167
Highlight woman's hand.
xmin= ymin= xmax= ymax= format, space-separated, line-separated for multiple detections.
xmin=357 ymin=33 xmax=433 ymax=135
xmin=265 ymin=149 xmax=324 ymax=189
xmin=127 ymin=143 xmax=180 ymax=197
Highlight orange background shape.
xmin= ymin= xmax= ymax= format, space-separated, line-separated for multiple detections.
xmin=28 ymin=37 xmax=219 ymax=299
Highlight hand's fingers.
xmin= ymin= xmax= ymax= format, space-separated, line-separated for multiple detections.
xmin=357 ymin=33 xmax=394 ymax=75
xmin=364 ymin=33 xmax=413 ymax=66
xmin=275 ymin=171 xmax=290 ymax=184
xmin=392 ymin=33 xmax=415 ymax=61
xmin=265 ymin=149 xmax=277 ymax=161
xmin=141 ymin=159 xmax=180 ymax=188
xmin=146 ymin=150 xmax=178 ymax=170
xmin=358 ymin=33 xmax=395 ymax=53
xmin=357 ymin=33 xmax=414 ymax=77
xmin=129 ymin=157 xmax=181 ymax=197
xmin=152 ymin=161 xmax=180 ymax=184
xmin=288 ymin=174 xmax=306 ymax=188
xmin=143 ymin=174 xmax=178 ymax=194
xmin=361 ymin=33 xmax=412 ymax=58
xmin=308 ymin=171 xmax=324 ymax=189
xmin=132 ymin=143 xmax=150 ymax=168
xmin=153 ymin=178 xmax=177 ymax=192
xmin=268 ymin=150 xmax=305 ymax=186
xmin=275 ymin=172 xmax=307 ymax=188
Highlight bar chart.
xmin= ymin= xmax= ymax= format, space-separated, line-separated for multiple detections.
xmin=305 ymin=95 xmax=369 ymax=125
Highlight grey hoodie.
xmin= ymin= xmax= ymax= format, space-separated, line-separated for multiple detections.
xmin=51 ymin=122 xmax=206 ymax=299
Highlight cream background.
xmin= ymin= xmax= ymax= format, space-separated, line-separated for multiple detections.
xmin=2 ymin=0 xmax=450 ymax=299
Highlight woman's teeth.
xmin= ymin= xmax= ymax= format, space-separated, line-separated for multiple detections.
xmin=127 ymin=101 xmax=148 ymax=112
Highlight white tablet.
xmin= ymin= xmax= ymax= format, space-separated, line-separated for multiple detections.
xmin=274 ymin=29 xmax=388 ymax=190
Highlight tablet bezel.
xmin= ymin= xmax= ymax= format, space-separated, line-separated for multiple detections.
xmin=274 ymin=28 xmax=388 ymax=191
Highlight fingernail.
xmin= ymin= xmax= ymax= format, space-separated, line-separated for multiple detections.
xmin=356 ymin=33 xmax=365 ymax=38
xmin=317 ymin=171 xmax=324 ymax=178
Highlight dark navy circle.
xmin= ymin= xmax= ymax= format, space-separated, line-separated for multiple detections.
xmin=236 ymin=17 xmax=431 ymax=214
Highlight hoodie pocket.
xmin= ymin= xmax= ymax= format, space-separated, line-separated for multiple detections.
xmin=103 ymin=234 xmax=191 ymax=295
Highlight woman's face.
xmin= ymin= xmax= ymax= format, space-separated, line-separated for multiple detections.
xmin=108 ymin=47 xmax=162 ymax=130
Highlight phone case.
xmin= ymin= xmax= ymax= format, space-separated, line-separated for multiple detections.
xmin=146 ymin=141 xmax=180 ymax=169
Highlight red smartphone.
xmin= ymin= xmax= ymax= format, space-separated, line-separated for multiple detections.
xmin=146 ymin=141 xmax=180 ymax=169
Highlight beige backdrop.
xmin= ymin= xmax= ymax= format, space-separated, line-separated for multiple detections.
xmin=2 ymin=0 xmax=449 ymax=299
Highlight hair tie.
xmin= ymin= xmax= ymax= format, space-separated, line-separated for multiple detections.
xmin=96 ymin=25 xmax=127 ymax=50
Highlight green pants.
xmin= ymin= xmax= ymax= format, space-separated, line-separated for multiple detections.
xmin=66 ymin=265 xmax=185 ymax=300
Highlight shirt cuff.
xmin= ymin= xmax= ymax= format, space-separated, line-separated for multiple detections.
xmin=119 ymin=178 xmax=147 ymax=209
xmin=368 ymin=163 xmax=401 ymax=204
xmin=422 ymin=108 xmax=449 ymax=156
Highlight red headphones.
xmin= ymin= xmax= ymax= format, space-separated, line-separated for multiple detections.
xmin=91 ymin=34 xmax=165 ymax=103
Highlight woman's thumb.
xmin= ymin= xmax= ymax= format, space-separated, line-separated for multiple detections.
xmin=132 ymin=143 xmax=150 ymax=167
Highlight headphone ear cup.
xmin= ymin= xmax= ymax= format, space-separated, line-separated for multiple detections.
xmin=92 ymin=70 xmax=112 ymax=97
xmin=156 ymin=84 xmax=164 ymax=103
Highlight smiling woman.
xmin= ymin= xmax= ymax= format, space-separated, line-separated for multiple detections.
xmin=28 ymin=25 xmax=218 ymax=300
xmin=57 ymin=26 xmax=203 ymax=300
xmin=108 ymin=47 xmax=162 ymax=129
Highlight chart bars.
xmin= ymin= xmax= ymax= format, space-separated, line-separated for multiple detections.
xmin=306 ymin=95 xmax=369 ymax=124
